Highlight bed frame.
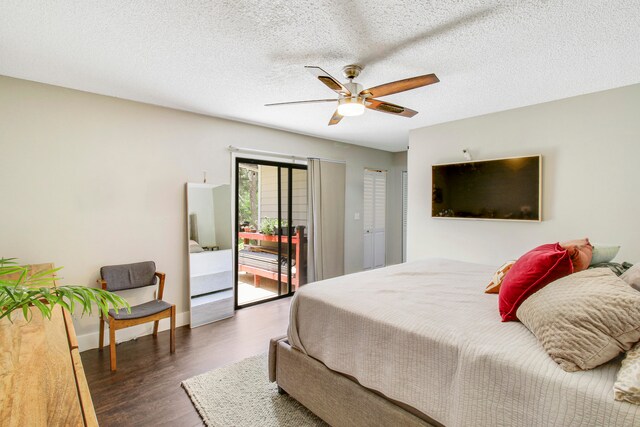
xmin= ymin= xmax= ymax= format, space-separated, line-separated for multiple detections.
xmin=269 ymin=336 xmax=442 ymax=427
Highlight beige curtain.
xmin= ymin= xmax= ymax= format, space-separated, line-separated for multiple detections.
xmin=307 ymin=158 xmax=346 ymax=283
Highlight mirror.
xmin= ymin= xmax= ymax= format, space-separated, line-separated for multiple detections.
xmin=186 ymin=183 xmax=233 ymax=328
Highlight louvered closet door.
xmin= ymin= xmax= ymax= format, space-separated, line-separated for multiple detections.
xmin=363 ymin=169 xmax=386 ymax=270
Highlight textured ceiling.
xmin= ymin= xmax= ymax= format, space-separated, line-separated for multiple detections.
xmin=1 ymin=1 xmax=639 ymax=152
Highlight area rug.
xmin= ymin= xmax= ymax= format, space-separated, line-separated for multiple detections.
xmin=181 ymin=353 xmax=326 ymax=426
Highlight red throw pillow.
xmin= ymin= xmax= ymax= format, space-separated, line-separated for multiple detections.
xmin=499 ymin=243 xmax=573 ymax=322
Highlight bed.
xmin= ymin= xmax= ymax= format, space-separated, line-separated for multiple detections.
xmin=269 ymin=258 xmax=640 ymax=426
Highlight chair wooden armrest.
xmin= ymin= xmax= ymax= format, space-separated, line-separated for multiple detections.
xmin=97 ymin=267 xmax=175 ymax=371
xmin=154 ymin=272 xmax=166 ymax=300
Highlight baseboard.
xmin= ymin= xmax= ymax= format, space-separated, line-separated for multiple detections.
xmin=76 ymin=311 xmax=190 ymax=352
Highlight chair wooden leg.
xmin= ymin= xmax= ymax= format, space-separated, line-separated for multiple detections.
xmin=99 ymin=314 xmax=104 ymax=351
xmin=153 ymin=320 xmax=159 ymax=337
xmin=170 ymin=305 xmax=176 ymax=354
xmin=109 ymin=318 xmax=117 ymax=372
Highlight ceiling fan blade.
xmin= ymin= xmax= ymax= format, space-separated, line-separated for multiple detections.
xmin=305 ymin=66 xmax=351 ymax=96
xmin=365 ymin=99 xmax=418 ymax=118
xmin=328 ymin=110 xmax=343 ymax=126
xmin=361 ymin=74 xmax=439 ymax=99
xmin=265 ymin=98 xmax=337 ymax=107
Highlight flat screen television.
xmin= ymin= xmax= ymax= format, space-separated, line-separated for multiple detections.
xmin=432 ymin=155 xmax=541 ymax=221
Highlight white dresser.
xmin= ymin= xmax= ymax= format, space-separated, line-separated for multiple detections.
xmin=189 ymin=249 xmax=233 ymax=327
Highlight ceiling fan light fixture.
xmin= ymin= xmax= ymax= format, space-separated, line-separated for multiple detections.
xmin=266 ymin=65 xmax=438 ymax=126
xmin=337 ymin=97 xmax=365 ymax=116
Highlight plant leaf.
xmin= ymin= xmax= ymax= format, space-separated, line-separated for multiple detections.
xmin=31 ymin=299 xmax=51 ymax=319
xmin=1 ymin=260 xmax=130 ymax=322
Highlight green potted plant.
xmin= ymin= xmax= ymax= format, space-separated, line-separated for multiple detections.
xmin=278 ymin=219 xmax=290 ymax=236
xmin=0 ymin=258 xmax=129 ymax=321
xmin=259 ymin=217 xmax=289 ymax=236
xmin=259 ymin=217 xmax=278 ymax=235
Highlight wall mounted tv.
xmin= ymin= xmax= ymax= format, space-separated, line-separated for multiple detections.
xmin=432 ymin=155 xmax=541 ymax=221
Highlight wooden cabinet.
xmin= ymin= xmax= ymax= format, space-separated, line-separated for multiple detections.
xmin=0 ymin=306 xmax=99 ymax=427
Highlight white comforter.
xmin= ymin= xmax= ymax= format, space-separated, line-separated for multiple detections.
xmin=288 ymin=258 xmax=640 ymax=427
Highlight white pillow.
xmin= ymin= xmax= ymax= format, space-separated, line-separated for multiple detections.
xmin=590 ymin=245 xmax=621 ymax=265
xmin=189 ymin=240 xmax=205 ymax=253
xmin=621 ymin=263 xmax=640 ymax=291
xmin=614 ymin=341 xmax=640 ymax=405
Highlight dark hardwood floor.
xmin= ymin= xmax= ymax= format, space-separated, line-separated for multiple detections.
xmin=81 ymin=297 xmax=291 ymax=427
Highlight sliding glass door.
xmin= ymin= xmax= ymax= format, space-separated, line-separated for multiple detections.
xmin=235 ymin=158 xmax=307 ymax=308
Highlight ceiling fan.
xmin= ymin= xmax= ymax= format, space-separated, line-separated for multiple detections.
xmin=265 ymin=65 xmax=439 ymax=126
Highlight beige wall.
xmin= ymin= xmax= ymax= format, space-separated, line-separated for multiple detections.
xmin=0 ymin=76 xmax=406 ymax=350
xmin=408 ymin=83 xmax=640 ymax=265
